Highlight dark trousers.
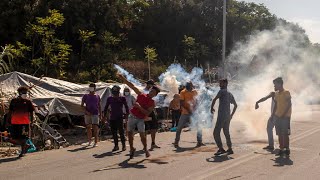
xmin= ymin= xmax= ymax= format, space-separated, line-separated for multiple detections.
xmin=171 ymin=110 xmax=181 ymax=127
xmin=213 ymin=119 xmax=232 ymax=149
xmin=110 ymin=119 xmax=125 ymax=146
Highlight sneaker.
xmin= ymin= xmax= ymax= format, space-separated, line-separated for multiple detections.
xmin=112 ymin=146 xmax=119 ymax=152
xmin=275 ymin=150 xmax=284 ymax=156
xmin=226 ymin=148 xmax=234 ymax=155
xmin=145 ymin=149 xmax=150 ymax=158
xmin=214 ymin=149 xmax=226 ymax=156
xmin=93 ymin=143 xmax=98 ymax=147
xmin=285 ymin=149 xmax=290 ymax=156
xmin=129 ymin=148 xmax=136 ymax=159
xmin=122 ymin=145 xmax=126 ymax=151
xmin=151 ymin=143 xmax=161 ymax=149
xmin=172 ymin=142 xmax=179 ymax=148
xmin=196 ymin=142 xmax=206 ymax=147
xmin=262 ymin=145 xmax=274 ymax=151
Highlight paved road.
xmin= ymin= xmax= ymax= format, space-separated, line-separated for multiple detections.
xmin=1 ymin=105 xmax=320 ymax=180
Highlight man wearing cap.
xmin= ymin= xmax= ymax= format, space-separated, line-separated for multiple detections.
xmin=117 ymin=74 xmax=160 ymax=158
xmin=81 ymin=83 xmax=101 ymax=147
xmin=143 ymin=79 xmax=161 ymax=150
xmin=104 ymin=85 xmax=129 ymax=152
xmin=6 ymin=86 xmax=35 ymax=157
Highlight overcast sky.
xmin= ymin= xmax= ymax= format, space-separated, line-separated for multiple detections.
xmin=241 ymin=0 xmax=320 ymax=43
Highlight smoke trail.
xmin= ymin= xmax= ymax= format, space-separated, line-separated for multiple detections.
xmin=158 ymin=64 xmax=220 ymax=131
xmin=114 ymin=64 xmax=142 ymax=86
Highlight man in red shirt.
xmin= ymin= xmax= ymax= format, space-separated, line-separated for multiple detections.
xmin=6 ymin=86 xmax=34 ymax=157
xmin=117 ymin=74 xmax=160 ymax=159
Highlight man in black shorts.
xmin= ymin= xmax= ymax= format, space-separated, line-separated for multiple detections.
xmin=6 ymin=86 xmax=35 ymax=157
xmin=143 ymin=80 xmax=160 ymax=150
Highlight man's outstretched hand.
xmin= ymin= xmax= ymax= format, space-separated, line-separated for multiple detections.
xmin=255 ymin=103 xmax=259 ymax=109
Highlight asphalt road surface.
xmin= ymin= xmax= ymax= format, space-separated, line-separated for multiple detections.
xmin=1 ymin=105 xmax=320 ymax=180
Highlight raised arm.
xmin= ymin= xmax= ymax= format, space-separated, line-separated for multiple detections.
xmin=255 ymin=92 xmax=275 ymax=109
xmin=116 ymin=73 xmax=141 ymax=95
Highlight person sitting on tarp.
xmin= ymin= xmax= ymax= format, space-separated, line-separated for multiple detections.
xmin=6 ymin=86 xmax=35 ymax=158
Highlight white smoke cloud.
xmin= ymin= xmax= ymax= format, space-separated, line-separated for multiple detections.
xmin=226 ymin=23 xmax=320 ymax=139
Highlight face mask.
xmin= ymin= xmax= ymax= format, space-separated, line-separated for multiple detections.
xmin=89 ymin=87 xmax=95 ymax=92
xmin=112 ymin=91 xmax=119 ymax=96
xmin=21 ymin=94 xmax=27 ymax=99
xmin=124 ymin=92 xmax=129 ymax=96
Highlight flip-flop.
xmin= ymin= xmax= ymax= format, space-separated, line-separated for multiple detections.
xmin=129 ymin=148 xmax=136 ymax=159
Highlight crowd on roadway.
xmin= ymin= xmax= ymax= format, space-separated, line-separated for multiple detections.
xmin=1 ymin=73 xmax=292 ymax=159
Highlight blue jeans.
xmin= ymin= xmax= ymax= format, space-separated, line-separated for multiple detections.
xmin=174 ymin=114 xmax=202 ymax=143
xmin=267 ymin=117 xmax=275 ymax=147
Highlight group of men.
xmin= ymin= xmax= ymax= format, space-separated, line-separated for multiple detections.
xmin=3 ymin=74 xmax=292 ymax=159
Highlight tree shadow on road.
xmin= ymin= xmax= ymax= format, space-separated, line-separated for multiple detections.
xmin=67 ymin=146 xmax=92 ymax=152
xmin=206 ymin=155 xmax=234 ymax=163
xmin=91 ymin=155 xmax=169 ymax=173
xmin=93 ymin=151 xmax=122 ymax=158
xmin=91 ymin=158 xmax=147 ymax=172
xmin=272 ymin=156 xmax=293 ymax=166
xmin=0 ymin=156 xmax=20 ymax=163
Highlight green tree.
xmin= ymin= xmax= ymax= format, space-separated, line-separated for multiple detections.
xmin=26 ymin=9 xmax=72 ymax=78
xmin=144 ymin=46 xmax=157 ymax=79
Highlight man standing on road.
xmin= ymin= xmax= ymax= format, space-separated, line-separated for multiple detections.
xmin=255 ymin=91 xmax=276 ymax=151
xmin=272 ymin=77 xmax=292 ymax=156
xmin=173 ymin=82 xmax=203 ymax=148
xmin=117 ymin=74 xmax=160 ymax=158
xmin=6 ymin=86 xmax=34 ymax=158
xmin=81 ymin=83 xmax=102 ymax=147
xmin=211 ymin=79 xmax=237 ymax=155
xmin=104 ymin=85 xmax=129 ymax=152
xmin=143 ymin=79 xmax=161 ymax=150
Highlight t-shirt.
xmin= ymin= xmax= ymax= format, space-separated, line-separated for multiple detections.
xmin=82 ymin=94 xmax=100 ymax=115
xmin=180 ymin=89 xmax=197 ymax=115
xmin=216 ymin=89 xmax=236 ymax=121
xmin=105 ymin=96 xmax=129 ymax=120
xmin=274 ymin=90 xmax=292 ymax=117
xmin=9 ymin=97 xmax=34 ymax=125
xmin=131 ymin=94 xmax=155 ymax=119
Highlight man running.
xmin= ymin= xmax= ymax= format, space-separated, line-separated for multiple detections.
xmin=173 ymin=82 xmax=203 ymax=148
xmin=255 ymin=91 xmax=276 ymax=151
xmin=6 ymin=86 xmax=34 ymax=157
xmin=211 ymin=79 xmax=237 ymax=155
xmin=81 ymin=83 xmax=102 ymax=147
xmin=117 ymin=74 xmax=160 ymax=158
xmin=104 ymin=85 xmax=129 ymax=152
xmin=272 ymin=77 xmax=292 ymax=156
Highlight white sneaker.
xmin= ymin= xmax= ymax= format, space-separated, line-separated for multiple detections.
xmin=93 ymin=143 xmax=98 ymax=147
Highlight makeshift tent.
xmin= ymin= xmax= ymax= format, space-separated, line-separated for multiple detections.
xmin=0 ymin=71 xmax=126 ymax=115
xmin=0 ymin=72 xmax=168 ymax=116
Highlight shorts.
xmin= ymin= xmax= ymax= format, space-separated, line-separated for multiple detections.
xmin=145 ymin=112 xmax=158 ymax=130
xmin=9 ymin=124 xmax=29 ymax=139
xmin=84 ymin=115 xmax=99 ymax=125
xmin=127 ymin=114 xmax=145 ymax=132
xmin=275 ymin=116 xmax=291 ymax=135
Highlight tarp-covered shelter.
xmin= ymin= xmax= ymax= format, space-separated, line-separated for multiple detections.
xmin=0 ymin=71 xmax=128 ymax=115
